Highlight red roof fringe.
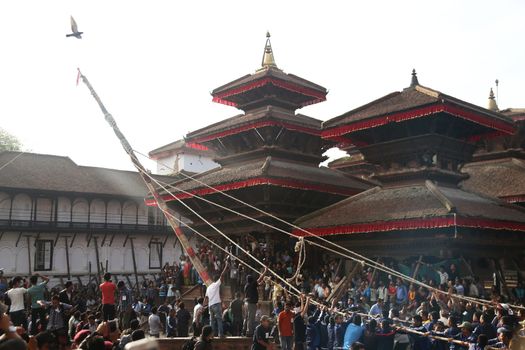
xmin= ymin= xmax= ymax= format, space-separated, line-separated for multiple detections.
xmin=501 ymin=195 xmax=525 ymax=204
xmin=292 ymin=216 xmax=525 ymax=236
xmin=322 ymin=103 xmax=516 ymax=140
xmin=212 ymin=77 xmax=326 ymax=107
xmin=145 ymin=177 xmax=357 ymax=206
xmin=191 ymin=120 xmax=321 ymax=144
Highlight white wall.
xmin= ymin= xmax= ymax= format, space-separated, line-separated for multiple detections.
xmin=0 ymin=230 xmax=192 ymax=286
xmin=155 ymin=152 xmax=218 ymax=175
xmin=182 ymin=153 xmax=219 ymax=173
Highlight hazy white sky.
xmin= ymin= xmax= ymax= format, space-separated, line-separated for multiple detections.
xmin=1 ymin=0 xmax=524 ymax=171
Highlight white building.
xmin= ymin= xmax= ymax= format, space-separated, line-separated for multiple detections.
xmin=149 ymin=139 xmax=219 ymax=175
xmin=0 ymin=151 xmax=194 ymax=288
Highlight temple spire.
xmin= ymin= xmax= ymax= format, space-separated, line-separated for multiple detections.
xmin=487 ymin=87 xmax=499 ymax=111
xmin=261 ymin=31 xmax=277 ymax=68
xmin=410 ymin=69 xmax=419 ymax=87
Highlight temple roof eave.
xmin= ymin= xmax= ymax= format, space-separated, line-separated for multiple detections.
xmin=147 ymin=157 xmax=372 ymax=205
xmin=294 ymin=180 xmax=525 ymax=235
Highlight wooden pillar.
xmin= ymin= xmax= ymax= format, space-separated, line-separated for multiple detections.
xmin=8 ymin=194 xmax=13 ymax=223
xmin=412 ymin=255 xmax=424 ymax=280
xmin=129 ymin=237 xmax=140 ymax=293
xmin=93 ymin=236 xmax=101 ymax=282
xmin=30 ymin=196 xmax=35 ymax=224
xmin=87 ymin=199 xmax=91 ymax=227
xmin=70 ymin=198 xmax=74 ymax=227
xmin=26 ymin=236 xmax=32 ymax=275
xmin=53 ymin=197 xmax=58 ymax=223
xmin=65 ymin=237 xmax=71 ymax=279
xmin=120 ymin=202 xmax=124 ymax=226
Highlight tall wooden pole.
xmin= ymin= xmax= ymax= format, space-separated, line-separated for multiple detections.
xmin=78 ymin=70 xmax=212 ymax=286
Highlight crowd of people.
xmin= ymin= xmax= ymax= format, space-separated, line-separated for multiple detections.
xmin=1 ymin=238 xmax=525 ymax=350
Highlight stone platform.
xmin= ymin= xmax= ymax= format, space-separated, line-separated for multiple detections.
xmin=157 ymin=337 xmax=252 ymax=350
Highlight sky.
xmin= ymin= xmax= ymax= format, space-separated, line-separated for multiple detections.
xmin=0 ymin=0 xmax=524 ymax=172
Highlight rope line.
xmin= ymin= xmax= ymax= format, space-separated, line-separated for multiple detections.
xmin=0 ymin=151 xmax=25 ymax=173
xmin=134 ymin=151 xmax=517 ymax=310
xmin=153 ymin=200 xmax=471 ymax=347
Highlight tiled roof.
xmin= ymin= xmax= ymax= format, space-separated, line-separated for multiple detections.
xmin=158 ymin=157 xmax=371 ymax=196
xmin=186 ymin=106 xmax=322 ymax=141
xmin=0 ymin=151 xmax=175 ymax=198
xmin=323 ymin=85 xmax=514 ymax=129
xmin=212 ymin=66 xmax=327 ymax=96
xmin=296 ymin=181 xmax=525 ymax=231
xmin=461 ymin=157 xmax=525 ymax=200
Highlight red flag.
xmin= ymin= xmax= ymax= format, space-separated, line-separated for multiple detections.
xmin=76 ymin=68 xmax=81 ymax=86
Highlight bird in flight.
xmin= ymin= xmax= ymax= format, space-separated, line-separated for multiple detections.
xmin=66 ymin=16 xmax=83 ymax=39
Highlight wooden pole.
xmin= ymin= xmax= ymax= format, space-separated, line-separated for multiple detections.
xmin=26 ymin=236 xmax=32 ymax=275
xmin=330 ymin=262 xmax=361 ymax=303
xmin=129 ymin=238 xmax=140 ymax=294
xmin=412 ymin=255 xmax=423 ymax=280
xmin=93 ymin=236 xmax=101 ymax=283
xmin=65 ymin=237 xmax=71 ymax=280
xmin=78 ymin=71 xmax=212 ymax=286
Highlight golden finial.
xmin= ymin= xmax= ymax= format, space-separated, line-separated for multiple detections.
xmin=487 ymin=88 xmax=499 ymax=111
xmin=261 ymin=31 xmax=277 ymax=68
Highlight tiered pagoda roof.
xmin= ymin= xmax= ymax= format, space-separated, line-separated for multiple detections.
xmin=151 ymin=34 xmax=371 ymax=234
xmin=148 ymin=139 xmax=214 ymax=160
xmin=460 ymin=100 xmax=525 ymax=205
xmin=295 ymin=71 xmax=525 ymax=257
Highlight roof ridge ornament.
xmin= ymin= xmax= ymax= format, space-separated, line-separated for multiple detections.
xmin=261 ymin=31 xmax=277 ymax=68
xmin=487 ymin=87 xmax=499 ymax=111
xmin=410 ymin=69 xmax=419 ymax=87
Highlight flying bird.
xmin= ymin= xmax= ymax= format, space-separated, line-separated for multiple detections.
xmin=66 ymin=16 xmax=83 ymax=39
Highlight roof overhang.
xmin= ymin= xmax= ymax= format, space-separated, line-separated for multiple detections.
xmin=322 ymin=102 xmax=517 ymax=142
xmin=145 ymin=177 xmax=358 ymax=206
xmin=293 ymin=216 xmax=525 ymax=237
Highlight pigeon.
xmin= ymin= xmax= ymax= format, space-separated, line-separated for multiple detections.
xmin=66 ymin=16 xmax=83 ymax=39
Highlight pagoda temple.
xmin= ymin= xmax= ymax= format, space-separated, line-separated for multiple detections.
xmin=151 ymin=33 xmax=371 ymax=236
xmin=460 ymin=91 xmax=525 ymax=207
xmin=295 ymin=71 xmax=525 ymax=262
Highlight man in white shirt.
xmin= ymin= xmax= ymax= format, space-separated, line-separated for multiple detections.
xmin=205 ymin=260 xmax=228 ymax=337
xmin=148 ymin=307 xmax=162 ymax=337
xmin=193 ymin=297 xmax=204 ymax=336
xmin=7 ymin=276 xmax=27 ymax=329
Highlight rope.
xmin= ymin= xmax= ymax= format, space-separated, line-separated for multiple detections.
xmin=140 ymin=169 xmax=304 ymax=297
xmin=0 ymin=151 xmax=25 ymax=172
xmin=134 ymin=151 xmax=515 ymax=310
xmin=150 ymin=195 xmax=473 ymax=346
xmin=287 ymin=237 xmax=306 ymax=286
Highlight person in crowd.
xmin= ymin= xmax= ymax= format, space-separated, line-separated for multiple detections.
xmin=38 ymin=294 xmax=73 ymax=346
xmin=205 ymin=260 xmax=229 ymax=337
xmin=230 ymin=292 xmax=244 ymax=336
xmin=6 ymin=277 xmax=27 ymax=329
xmin=27 ymin=273 xmax=49 ymax=335
xmin=177 ymin=302 xmax=191 ymax=337
xmin=119 ymin=318 xmax=140 ymax=349
xmin=278 ymin=301 xmax=294 ymax=350
xmin=99 ymin=272 xmax=117 ymax=321
xmin=195 ymin=325 xmax=214 ymax=350
xmin=193 ymin=297 xmax=205 ymax=337
xmin=148 ymin=306 xmax=163 ymax=338
xmin=58 ymin=280 xmax=74 ymax=305
xmin=244 ymin=267 xmax=267 ymax=337
xmin=253 ymin=315 xmax=274 ymax=350
xmin=293 ymin=296 xmax=309 ymax=350
xmin=166 ymin=308 xmax=177 ymax=338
